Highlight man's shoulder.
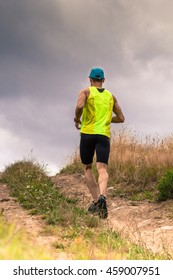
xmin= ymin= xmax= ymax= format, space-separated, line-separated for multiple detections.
xmin=104 ymin=88 xmax=112 ymax=94
xmin=80 ymin=87 xmax=90 ymax=98
xmin=103 ymin=88 xmax=114 ymax=100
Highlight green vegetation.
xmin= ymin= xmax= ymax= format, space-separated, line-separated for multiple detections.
xmin=1 ymin=159 xmax=97 ymax=227
xmin=156 ymin=169 xmax=173 ymax=201
xmin=1 ymin=155 xmax=172 ymax=259
xmin=42 ymin=224 xmax=167 ymax=260
xmin=0 ymin=218 xmax=52 ymax=260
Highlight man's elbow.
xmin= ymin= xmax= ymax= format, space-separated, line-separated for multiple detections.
xmin=76 ymin=104 xmax=84 ymax=110
xmin=76 ymin=100 xmax=85 ymax=110
xmin=119 ymin=116 xmax=125 ymax=123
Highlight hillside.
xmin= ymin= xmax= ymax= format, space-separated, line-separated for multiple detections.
xmin=1 ymin=171 xmax=173 ymax=258
xmin=53 ymin=173 xmax=173 ymax=255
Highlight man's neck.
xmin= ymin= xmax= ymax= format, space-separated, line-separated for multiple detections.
xmin=91 ymin=81 xmax=103 ymax=88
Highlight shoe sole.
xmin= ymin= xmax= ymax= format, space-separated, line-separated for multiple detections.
xmin=88 ymin=204 xmax=99 ymax=215
xmin=98 ymin=199 xmax=108 ymax=219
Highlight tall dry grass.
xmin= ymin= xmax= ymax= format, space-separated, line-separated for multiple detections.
xmin=109 ymin=128 xmax=173 ymax=187
xmin=61 ymin=128 xmax=173 ymax=199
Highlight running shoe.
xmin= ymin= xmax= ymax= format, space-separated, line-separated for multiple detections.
xmin=97 ymin=195 xmax=108 ymax=219
xmin=88 ymin=201 xmax=99 ymax=214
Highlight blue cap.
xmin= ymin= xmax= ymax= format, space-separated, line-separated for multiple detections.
xmin=89 ymin=68 xmax=104 ymax=79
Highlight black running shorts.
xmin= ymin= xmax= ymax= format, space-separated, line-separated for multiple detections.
xmin=80 ymin=133 xmax=110 ymax=165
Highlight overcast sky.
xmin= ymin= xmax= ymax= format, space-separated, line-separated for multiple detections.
xmin=0 ymin=0 xmax=173 ymax=174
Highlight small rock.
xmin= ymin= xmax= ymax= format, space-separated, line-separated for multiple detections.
xmin=160 ymin=226 xmax=173 ymax=231
xmin=0 ymin=198 xmax=10 ymax=202
xmin=138 ymin=219 xmax=152 ymax=228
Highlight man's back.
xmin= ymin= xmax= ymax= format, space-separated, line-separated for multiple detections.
xmin=80 ymin=86 xmax=114 ymax=138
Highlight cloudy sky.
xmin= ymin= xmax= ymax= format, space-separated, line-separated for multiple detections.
xmin=0 ymin=0 xmax=173 ymax=174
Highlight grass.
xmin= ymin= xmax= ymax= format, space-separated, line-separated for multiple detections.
xmin=1 ymin=159 xmax=98 ymax=228
xmin=108 ymin=129 xmax=173 ymax=201
xmin=1 ymin=144 xmax=173 ymax=259
xmin=156 ymin=169 xmax=173 ymax=201
xmin=41 ymin=224 xmax=168 ymax=260
xmin=60 ymin=152 xmax=83 ymax=175
xmin=61 ymin=128 xmax=173 ymax=202
xmin=0 ymin=218 xmax=53 ymax=260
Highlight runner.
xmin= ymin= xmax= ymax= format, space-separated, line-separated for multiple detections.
xmin=74 ymin=68 xmax=125 ymax=218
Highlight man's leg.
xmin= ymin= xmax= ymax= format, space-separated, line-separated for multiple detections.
xmin=96 ymin=162 xmax=109 ymax=197
xmin=80 ymin=134 xmax=98 ymax=202
xmin=96 ymin=162 xmax=109 ymax=219
xmin=83 ymin=163 xmax=99 ymax=203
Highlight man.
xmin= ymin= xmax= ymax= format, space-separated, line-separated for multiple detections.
xmin=74 ymin=68 xmax=125 ymax=219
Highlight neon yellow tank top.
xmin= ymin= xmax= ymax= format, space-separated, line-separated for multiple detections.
xmin=80 ymin=86 xmax=114 ymax=138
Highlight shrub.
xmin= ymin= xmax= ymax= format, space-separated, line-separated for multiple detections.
xmin=157 ymin=169 xmax=173 ymax=201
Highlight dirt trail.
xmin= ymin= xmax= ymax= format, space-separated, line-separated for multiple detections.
xmin=0 ymin=182 xmax=70 ymax=260
xmin=53 ymin=174 xmax=173 ymax=256
xmin=1 ymin=173 xmax=173 ymax=258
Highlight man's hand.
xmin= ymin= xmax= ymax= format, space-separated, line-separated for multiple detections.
xmin=111 ymin=95 xmax=125 ymax=123
xmin=74 ymin=118 xmax=81 ymax=129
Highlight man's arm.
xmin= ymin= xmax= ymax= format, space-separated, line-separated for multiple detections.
xmin=111 ymin=95 xmax=125 ymax=123
xmin=74 ymin=88 xmax=89 ymax=129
